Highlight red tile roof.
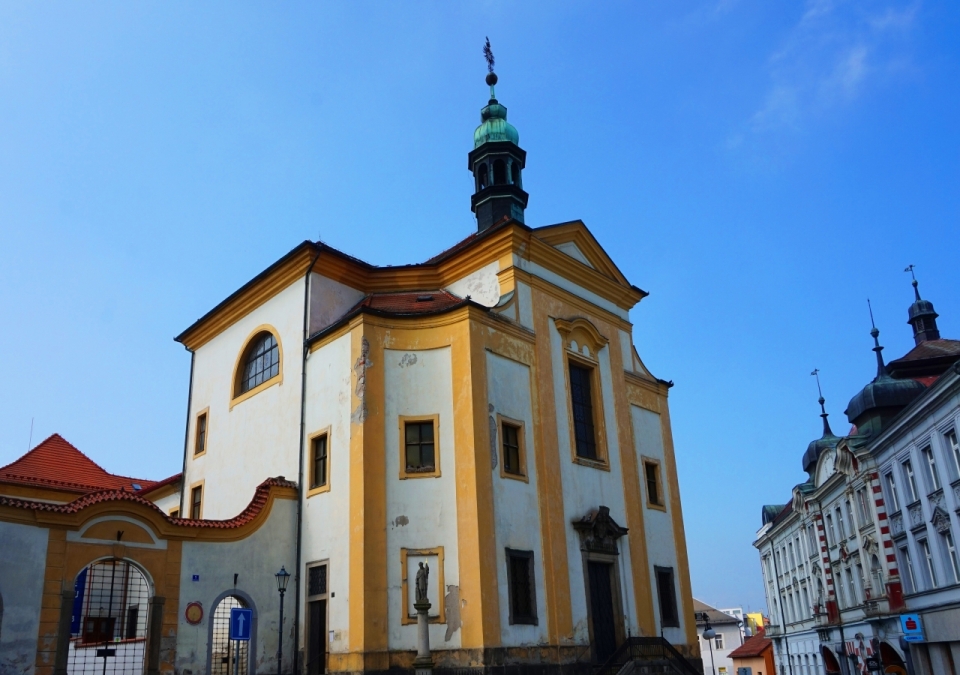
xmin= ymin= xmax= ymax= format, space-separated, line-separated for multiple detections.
xmin=889 ymin=339 xmax=960 ymax=364
xmin=0 ymin=434 xmax=159 ymax=494
xmin=728 ymin=634 xmax=773 ymax=659
xmin=0 ymin=477 xmax=297 ymax=529
xmin=352 ymin=290 xmax=467 ymax=315
xmin=138 ymin=472 xmax=182 ymax=496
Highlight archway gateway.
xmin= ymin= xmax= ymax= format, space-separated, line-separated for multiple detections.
xmin=68 ymin=559 xmax=152 ymax=675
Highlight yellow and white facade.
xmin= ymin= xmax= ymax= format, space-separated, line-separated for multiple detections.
xmin=174 ymin=218 xmax=699 ymax=673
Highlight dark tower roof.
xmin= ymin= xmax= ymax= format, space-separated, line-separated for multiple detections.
xmin=468 ymin=46 xmax=529 ymax=232
xmin=905 ymin=266 xmax=942 ymax=345
xmin=802 ymin=386 xmax=840 ymax=477
xmin=845 ymin=310 xmax=926 ymax=436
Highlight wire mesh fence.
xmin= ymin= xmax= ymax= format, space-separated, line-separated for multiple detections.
xmin=211 ymin=595 xmax=249 ymax=675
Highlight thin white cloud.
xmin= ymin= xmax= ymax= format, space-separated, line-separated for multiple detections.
xmin=735 ymin=0 xmax=919 ymax=145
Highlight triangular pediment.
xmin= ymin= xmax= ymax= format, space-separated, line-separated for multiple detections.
xmin=533 ymin=221 xmax=636 ymax=289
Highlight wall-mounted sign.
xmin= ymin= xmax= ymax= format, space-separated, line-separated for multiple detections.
xmin=899 ymin=613 xmax=924 ymax=643
xmin=185 ymin=602 xmax=204 ymax=625
xmin=192 ymin=574 xmax=200 ymax=582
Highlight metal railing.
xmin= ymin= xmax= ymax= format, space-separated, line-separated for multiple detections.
xmin=593 ymin=637 xmax=701 ymax=675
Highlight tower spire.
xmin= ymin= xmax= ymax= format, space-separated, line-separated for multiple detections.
xmin=868 ymin=299 xmax=889 ymax=379
xmin=904 ymin=265 xmax=941 ymax=345
xmin=811 ymin=369 xmax=834 ymax=437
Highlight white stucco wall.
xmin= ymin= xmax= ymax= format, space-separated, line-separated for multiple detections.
xmin=443 ymin=261 xmax=501 ymax=308
xmin=150 ymin=490 xmax=181 ymax=515
xmin=307 ymin=273 xmax=365 ymax=337
xmin=518 ymin=256 xmax=630 ymax=321
xmin=300 ymin=332 xmax=352 ymax=654
xmin=0 ymin=521 xmax=49 ymax=675
xmin=486 ymin=351 xmax=549 ymax=646
xmin=550 ymin=324 xmax=637 ymax=641
xmin=185 ymin=279 xmax=306 ymax=520
xmin=383 ymin=347 xmax=461 ymax=651
xmin=632 ymin=405 xmax=686 ymax=642
xmin=176 ymin=499 xmax=297 ymax=675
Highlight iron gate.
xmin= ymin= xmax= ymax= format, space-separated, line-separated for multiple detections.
xmin=211 ymin=596 xmax=249 ymax=675
xmin=68 ymin=559 xmax=151 ymax=675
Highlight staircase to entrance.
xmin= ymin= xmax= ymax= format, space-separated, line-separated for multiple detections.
xmin=593 ymin=637 xmax=702 ymax=675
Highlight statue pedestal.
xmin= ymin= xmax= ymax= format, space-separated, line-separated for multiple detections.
xmin=413 ymin=600 xmax=433 ymax=675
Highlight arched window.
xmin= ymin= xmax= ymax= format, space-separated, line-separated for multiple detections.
xmin=236 ymin=331 xmax=280 ymax=397
xmin=477 ymin=163 xmax=488 ymax=191
xmin=493 ymin=159 xmax=506 ymax=185
xmin=512 ymin=163 xmax=521 ymax=187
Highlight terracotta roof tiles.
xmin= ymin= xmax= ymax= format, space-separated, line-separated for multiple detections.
xmin=728 ymin=634 xmax=773 ymax=659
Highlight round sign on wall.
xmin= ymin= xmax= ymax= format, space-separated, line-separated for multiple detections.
xmin=185 ymin=602 xmax=204 ymax=625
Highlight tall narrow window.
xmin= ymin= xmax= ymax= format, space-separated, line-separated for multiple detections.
xmin=899 ymin=545 xmax=917 ymax=594
xmin=404 ymin=420 xmax=436 ymax=474
xmin=945 ymin=429 xmax=960 ymax=478
xmin=885 ymin=472 xmax=900 ymax=511
xmin=846 ymin=500 xmax=856 ymax=532
xmin=902 ymin=460 xmax=919 ymax=503
xmin=505 ymin=549 xmax=537 ymax=625
xmin=311 ymin=434 xmax=328 ymax=490
xmin=826 ymin=514 xmax=835 ymax=546
xmin=943 ymin=531 xmax=960 ymax=584
xmin=920 ymin=539 xmax=938 ymax=589
xmin=194 ymin=412 xmax=208 ymax=456
xmin=190 ymin=485 xmax=203 ymax=519
xmin=807 ymin=524 xmax=817 ymax=553
xmin=569 ymin=362 xmax=597 ymax=460
xmin=501 ymin=421 xmax=524 ymax=477
xmin=856 ymin=488 xmax=870 ymax=524
xmin=921 ymin=446 xmax=941 ymax=491
xmin=836 ymin=507 xmax=846 ymax=540
xmin=655 ymin=566 xmax=679 ymax=628
xmin=644 ymin=460 xmax=664 ymax=507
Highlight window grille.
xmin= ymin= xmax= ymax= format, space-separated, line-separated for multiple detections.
xmin=240 ymin=333 xmax=279 ymax=395
xmin=502 ymin=423 xmax=521 ymax=475
xmin=569 ymin=363 xmax=597 ymax=459
xmin=404 ymin=422 xmax=435 ymax=473
xmin=308 ymin=565 xmax=327 ymax=598
xmin=210 ymin=596 xmax=248 ymax=675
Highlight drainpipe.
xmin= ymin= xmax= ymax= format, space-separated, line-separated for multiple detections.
xmin=178 ymin=350 xmax=196 ymax=516
xmin=293 ymin=246 xmax=322 ymax=675
xmin=770 ymin=542 xmax=794 ymax=675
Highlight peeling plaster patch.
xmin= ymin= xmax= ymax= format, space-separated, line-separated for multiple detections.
xmin=398 ymin=353 xmax=418 ymax=368
xmin=351 ymin=337 xmax=372 ymax=423
xmin=393 ymin=515 xmax=409 ymax=528
xmin=488 ymin=414 xmax=498 ymax=470
xmin=443 ymin=585 xmax=462 ymax=641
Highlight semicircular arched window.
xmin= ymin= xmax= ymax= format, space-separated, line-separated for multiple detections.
xmin=236 ymin=331 xmax=280 ymax=396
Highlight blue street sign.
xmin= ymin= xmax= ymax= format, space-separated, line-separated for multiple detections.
xmin=900 ymin=613 xmax=924 ymax=643
xmin=230 ymin=608 xmax=252 ymax=641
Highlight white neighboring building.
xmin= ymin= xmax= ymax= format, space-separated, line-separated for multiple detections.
xmin=695 ymin=600 xmax=743 ymax=675
xmin=755 ymin=280 xmax=960 ymax=675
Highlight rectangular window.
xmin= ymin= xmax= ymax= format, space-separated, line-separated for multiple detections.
xmin=856 ymin=488 xmax=870 ymax=525
xmin=307 ymin=563 xmax=328 ymax=598
xmin=836 ymin=566 xmax=847 ymax=608
xmin=885 ymin=472 xmax=900 ymax=512
xmin=846 ymin=500 xmax=856 ymax=532
xmin=921 ymin=446 xmax=941 ymax=492
xmin=310 ymin=433 xmax=328 ymax=490
xmin=505 ymin=549 xmax=537 ymax=625
xmin=190 ymin=485 xmax=202 ymax=519
xmin=899 ymin=545 xmax=917 ymax=594
xmin=826 ymin=514 xmax=835 ymax=546
xmin=920 ymin=539 xmax=938 ymax=589
xmin=902 ymin=460 xmax=919 ymax=503
xmin=943 ymin=531 xmax=960 ymax=584
xmin=402 ymin=418 xmax=437 ymax=476
xmin=715 ymin=633 xmax=724 ymax=650
xmin=170 ymin=508 xmax=179 ymax=518
xmin=655 ymin=566 xmax=679 ymax=628
xmin=500 ymin=420 xmax=525 ymax=478
xmin=836 ymin=507 xmax=846 ymax=540
xmin=946 ymin=429 xmax=960 ymax=478
xmin=194 ymin=412 xmax=207 ymax=456
xmin=856 ymin=563 xmax=866 ymax=601
xmin=644 ymin=459 xmax=664 ymax=507
xmin=568 ymin=362 xmax=598 ymax=460
xmin=807 ymin=524 xmax=817 ymax=553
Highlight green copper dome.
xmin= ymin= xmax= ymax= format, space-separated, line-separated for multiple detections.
xmin=474 ymin=88 xmax=519 ymax=149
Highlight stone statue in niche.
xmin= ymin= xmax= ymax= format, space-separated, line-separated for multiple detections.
xmin=416 ymin=562 xmax=430 ymax=605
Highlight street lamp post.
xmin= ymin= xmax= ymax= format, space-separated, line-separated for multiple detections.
xmin=702 ymin=617 xmax=717 ymax=675
xmin=275 ymin=566 xmax=291 ymax=675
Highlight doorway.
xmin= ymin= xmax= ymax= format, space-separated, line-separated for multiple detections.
xmin=588 ymin=561 xmax=617 ymax=663
xmin=210 ymin=596 xmax=249 ymax=675
xmin=305 ymin=562 xmax=328 ymax=675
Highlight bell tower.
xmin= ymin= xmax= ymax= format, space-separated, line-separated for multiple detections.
xmin=469 ymin=40 xmax=528 ymax=232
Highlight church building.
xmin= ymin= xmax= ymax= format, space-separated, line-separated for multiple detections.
xmin=0 ymin=65 xmax=699 ymax=675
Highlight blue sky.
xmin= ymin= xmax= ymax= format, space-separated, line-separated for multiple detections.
xmin=1 ymin=1 xmax=958 ymax=614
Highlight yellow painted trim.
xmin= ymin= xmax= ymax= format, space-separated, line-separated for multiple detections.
xmin=624 ymin=374 xmax=663 ymax=413
xmin=562 ymin=349 xmax=610 ymax=470
xmin=529 ymin=287 xmax=574 ymax=642
xmin=532 ymin=221 xmax=631 ymax=286
xmin=398 ymin=414 xmax=442 ymax=479
xmin=658 ymin=398 xmax=697 ymax=645
xmin=307 ymin=426 xmax=332 ymax=497
xmin=0 ymin=483 xmax=83 ymax=503
xmin=400 ymin=547 xmax=446 ymax=624
xmin=497 ymin=414 xmax=528 ymax=482
xmin=229 ymin=324 xmax=284 ymax=410
xmin=169 ymin=506 xmax=180 ymax=517
xmin=188 ymin=479 xmax=205 ymax=519
xmin=192 ymin=407 xmax=210 ymax=458
xmin=641 ymin=456 xmax=667 ymax=512
xmin=606 ymin=334 xmax=656 ymax=637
